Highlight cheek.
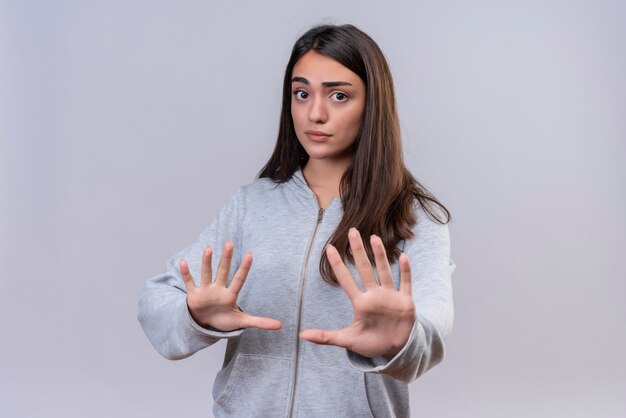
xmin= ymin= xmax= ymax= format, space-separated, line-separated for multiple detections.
xmin=291 ymin=104 xmax=304 ymax=129
xmin=342 ymin=108 xmax=364 ymax=138
xmin=291 ymin=106 xmax=307 ymax=145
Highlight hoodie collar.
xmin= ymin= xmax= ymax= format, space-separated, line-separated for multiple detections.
xmin=289 ymin=168 xmax=317 ymax=202
xmin=288 ymin=168 xmax=342 ymax=212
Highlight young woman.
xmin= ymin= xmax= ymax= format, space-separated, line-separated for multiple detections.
xmin=138 ymin=24 xmax=455 ymax=418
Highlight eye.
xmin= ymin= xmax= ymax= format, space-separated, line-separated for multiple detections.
xmin=330 ymin=91 xmax=348 ymax=102
xmin=293 ymin=90 xmax=309 ymax=100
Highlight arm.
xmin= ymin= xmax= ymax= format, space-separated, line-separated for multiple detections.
xmin=137 ymin=191 xmax=280 ymax=360
xmin=137 ymin=258 xmax=245 ymax=360
xmin=348 ymin=211 xmax=456 ymax=382
xmin=300 ymin=209 xmax=455 ymax=383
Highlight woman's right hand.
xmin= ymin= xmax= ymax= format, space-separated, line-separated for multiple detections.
xmin=180 ymin=241 xmax=282 ymax=332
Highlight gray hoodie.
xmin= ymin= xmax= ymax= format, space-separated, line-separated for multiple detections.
xmin=138 ymin=170 xmax=455 ymax=417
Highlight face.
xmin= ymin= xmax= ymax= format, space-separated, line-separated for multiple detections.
xmin=290 ymin=51 xmax=366 ymax=164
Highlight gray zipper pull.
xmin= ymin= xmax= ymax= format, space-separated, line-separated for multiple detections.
xmin=317 ymin=208 xmax=324 ymax=224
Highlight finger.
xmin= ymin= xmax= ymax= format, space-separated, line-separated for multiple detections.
xmin=237 ymin=313 xmax=282 ymax=330
xmin=299 ymin=329 xmax=351 ymax=350
xmin=179 ymin=259 xmax=196 ymax=292
xmin=371 ymin=235 xmax=394 ymax=288
xmin=326 ymin=244 xmax=361 ymax=299
xmin=200 ymin=246 xmax=213 ymax=287
xmin=215 ymin=241 xmax=234 ymax=286
xmin=399 ymin=253 xmax=413 ymax=296
xmin=348 ymin=228 xmax=378 ymax=290
xmin=228 ymin=252 xmax=253 ymax=294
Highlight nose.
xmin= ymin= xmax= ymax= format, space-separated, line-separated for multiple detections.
xmin=308 ymin=95 xmax=328 ymax=124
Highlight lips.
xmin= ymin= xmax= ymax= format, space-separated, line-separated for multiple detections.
xmin=305 ymin=130 xmax=332 ymax=142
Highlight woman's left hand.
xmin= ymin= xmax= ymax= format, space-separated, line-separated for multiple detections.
xmin=300 ymin=228 xmax=417 ymax=359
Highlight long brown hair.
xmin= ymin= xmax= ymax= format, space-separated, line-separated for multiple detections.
xmin=258 ymin=24 xmax=451 ymax=285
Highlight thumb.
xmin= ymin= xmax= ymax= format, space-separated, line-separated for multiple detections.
xmin=300 ymin=329 xmax=351 ymax=349
xmin=238 ymin=313 xmax=282 ymax=331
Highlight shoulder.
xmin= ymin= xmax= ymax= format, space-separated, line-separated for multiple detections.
xmin=222 ymin=176 xmax=290 ymax=216
xmin=233 ymin=176 xmax=282 ymax=203
xmin=203 ymin=177 xmax=282 ymax=236
xmin=237 ymin=176 xmax=279 ymax=195
xmin=404 ymin=202 xmax=451 ymax=254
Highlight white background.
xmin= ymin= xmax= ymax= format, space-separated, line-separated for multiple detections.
xmin=1 ymin=1 xmax=625 ymax=417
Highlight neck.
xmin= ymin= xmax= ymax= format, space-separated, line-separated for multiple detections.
xmin=302 ymin=156 xmax=351 ymax=208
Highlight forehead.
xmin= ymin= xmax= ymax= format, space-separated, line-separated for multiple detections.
xmin=292 ymin=51 xmax=362 ymax=84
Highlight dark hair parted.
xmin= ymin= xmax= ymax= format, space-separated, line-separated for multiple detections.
xmin=258 ymin=24 xmax=451 ymax=285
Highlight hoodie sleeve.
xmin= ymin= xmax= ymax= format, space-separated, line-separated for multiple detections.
xmin=347 ymin=207 xmax=456 ymax=383
xmin=137 ymin=190 xmax=245 ymax=360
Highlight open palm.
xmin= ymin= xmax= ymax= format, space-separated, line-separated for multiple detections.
xmin=300 ymin=229 xmax=416 ymax=359
xmin=180 ymin=241 xmax=282 ymax=332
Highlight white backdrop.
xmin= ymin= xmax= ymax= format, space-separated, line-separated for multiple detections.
xmin=1 ymin=1 xmax=625 ymax=417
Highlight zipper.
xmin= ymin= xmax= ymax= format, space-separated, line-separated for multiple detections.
xmin=287 ymin=207 xmax=324 ymax=418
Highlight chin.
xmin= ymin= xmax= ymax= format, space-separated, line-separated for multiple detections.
xmin=299 ymin=142 xmax=354 ymax=163
xmin=306 ymin=151 xmax=353 ymax=164
xmin=303 ymin=149 xmax=339 ymax=160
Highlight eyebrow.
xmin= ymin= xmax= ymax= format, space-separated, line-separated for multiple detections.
xmin=291 ymin=76 xmax=353 ymax=88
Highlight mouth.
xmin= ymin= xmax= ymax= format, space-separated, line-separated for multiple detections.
xmin=305 ymin=130 xmax=332 ymax=142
